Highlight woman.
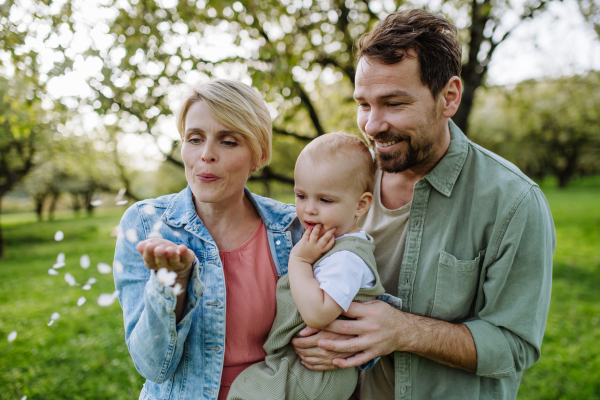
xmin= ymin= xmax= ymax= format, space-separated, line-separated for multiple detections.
xmin=114 ymin=79 xmax=303 ymax=400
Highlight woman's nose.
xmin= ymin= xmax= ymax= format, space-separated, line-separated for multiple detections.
xmin=201 ymin=141 xmax=217 ymax=163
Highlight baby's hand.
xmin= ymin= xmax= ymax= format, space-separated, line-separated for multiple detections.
xmin=290 ymin=225 xmax=336 ymax=264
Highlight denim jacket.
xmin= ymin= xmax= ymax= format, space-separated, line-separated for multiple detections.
xmin=113 ymin=186 xmax=303 ymax=400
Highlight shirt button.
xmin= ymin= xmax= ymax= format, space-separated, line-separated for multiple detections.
xmin=275 ymin=240 xmax=281 ymax=245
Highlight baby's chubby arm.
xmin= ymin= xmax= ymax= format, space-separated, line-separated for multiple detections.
xmin=289 ymin=225 xmax=343 ymax=329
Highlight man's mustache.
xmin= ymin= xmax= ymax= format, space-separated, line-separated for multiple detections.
xmin=367 ymin=131 xmax=412 ymax=144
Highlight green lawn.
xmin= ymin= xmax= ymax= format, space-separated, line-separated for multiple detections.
xmin=1 ymin=186 xmax=599 ymax=399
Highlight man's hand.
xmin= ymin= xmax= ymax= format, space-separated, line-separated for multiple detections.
xmin=316 ymin=300 xmax=403 ymax=368
xmin=137 ymin=238 xmax=196 ymax=279
xmin=291 ymin=327 xmax=358 ymax=371
xmin=290 ymin=224 xmax=336 ymax=264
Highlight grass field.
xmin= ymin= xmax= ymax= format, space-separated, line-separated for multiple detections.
xmin=1 ymin=185 xmax=599 ymax=399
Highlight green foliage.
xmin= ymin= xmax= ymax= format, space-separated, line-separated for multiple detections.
xmin=469 ymin=72 xmax=600 ymax=187
xmin=1 ymin=183 xmax=600 ymax=399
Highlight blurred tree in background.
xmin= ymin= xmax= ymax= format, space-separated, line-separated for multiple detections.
xmin=470 ymin=71 xmax=600 ymax=187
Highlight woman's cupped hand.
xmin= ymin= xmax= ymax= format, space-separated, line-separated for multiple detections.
xmin=136 ymin=239 xmax=196 ymax=279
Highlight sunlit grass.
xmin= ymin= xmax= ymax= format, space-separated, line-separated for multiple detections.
xmin=1 ymin=185 xmax=599 ymax=399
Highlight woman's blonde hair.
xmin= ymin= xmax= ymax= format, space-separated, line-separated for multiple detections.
xmin=176 ymin=79 xmax=272 ymax=166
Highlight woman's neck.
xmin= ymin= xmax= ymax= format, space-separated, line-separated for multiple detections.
xmin=193 ymin=191 xmax=261 ymax=250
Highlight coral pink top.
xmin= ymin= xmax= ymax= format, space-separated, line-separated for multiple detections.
xmin=217 ymin=220 xmax=279 ymax=400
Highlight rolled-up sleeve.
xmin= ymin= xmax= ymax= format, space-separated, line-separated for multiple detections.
xmin=113 ymin=204 xmax=205 ymax=383
xmin=464 ymin=186 xmax=555 ymax=379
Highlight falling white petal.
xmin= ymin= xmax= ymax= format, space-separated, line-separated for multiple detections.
xmin=21 ymin=396 xmax=27 ymax=400
xmin=77 ymin=296 xmax=86 ymax=306
xmin=172 ymin=283 xmax=184 ymax=296
xmin=172 ymin=231 xmax=181 ymax=237
xmin=97 ymin=263 xmax=112 ymax=274
xmin=51 ymin=312 xmax=60 ymax=320
xmin=116 ymin=200 xmax=128 ymax=205
xmin=152 ymin=221 xmax=163 ymax=231
xmin=90 ymin=200 xmax=103 ymax=206
xmin=113 ymin=260 xmax=124 ymax=274
xmin=54 ymin=230 xmax=64 ymax=241
xmin=142 ymin=204 xmax=156 ymax=215
xmin=47 ymin=320 xmax=54 ymax=326
xmin=148 ymin=231 xmax=163 ymax=239
xmin=57 ymin=253 xmax=65 ymax=264
xmin=80 ymin=254 xmax=90 ymax=269
xmin=156 ymin=268 xmax=177 ymax=287
xmin=8 ymin=331 xmax=17 ymax=342
xmin=52 ymin=262 xmax=65 ymax=269
xmin=48 ymin=269 xmax=59 ymax=275
xmin=115 ymin=187 xmax=126 ymax=201
xmin=82 ymin=284 xmax=91 ymax=291
xmin=64 ymin=273 xmax=76 ymax=286
xmin=125 ymin=229 xmax=138 ymax=243
xmin=111 ymin=225 xmax=124 ymax=238
xmin=85 ymin=277 xmax=97 ymax=285
xmin=97 ymin=293 xmax=116 ymax=306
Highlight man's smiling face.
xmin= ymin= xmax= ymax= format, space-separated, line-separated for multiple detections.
xmin=354 ymin=54 xmax=448 ymax=174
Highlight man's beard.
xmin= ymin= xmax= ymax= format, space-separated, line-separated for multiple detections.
xmin=373 ymin=132 xmax=434 ymax=174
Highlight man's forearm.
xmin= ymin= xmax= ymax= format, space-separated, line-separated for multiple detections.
xmin=399 ymin=311 xmax=477 ymax=371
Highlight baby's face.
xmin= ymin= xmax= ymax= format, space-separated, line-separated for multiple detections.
xmin=294 ymin=157 xmax=363 ymax=238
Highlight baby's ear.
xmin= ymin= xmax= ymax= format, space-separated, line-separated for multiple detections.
xmin=355 ymin=192 xmax=373 ymax=217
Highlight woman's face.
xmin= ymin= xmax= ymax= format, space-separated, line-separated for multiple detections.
xmin=181 ymin=101 xmax=256 ymax=206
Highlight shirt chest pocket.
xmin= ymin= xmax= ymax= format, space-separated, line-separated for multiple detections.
xmin=431 ymin=249 xmax=486 ymax=321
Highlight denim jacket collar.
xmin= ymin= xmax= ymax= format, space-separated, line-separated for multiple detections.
xmin=162 ymin=186 xmax=296 ymax=232
xmin=423 ymin=119 xmax=469 ymax=197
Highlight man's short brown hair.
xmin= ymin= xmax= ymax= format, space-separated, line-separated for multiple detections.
xmin=356 ymin=9 xmax=462 ymax=99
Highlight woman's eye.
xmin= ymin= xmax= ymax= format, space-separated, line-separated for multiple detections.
xmin=189 ymin=138 xmax=202 ymax=144
xmin=222 ymin=140 xmax=237 ymax=147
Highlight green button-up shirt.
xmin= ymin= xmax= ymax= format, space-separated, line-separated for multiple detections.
xmin=387 ymin=121 xmax=555 ymax=399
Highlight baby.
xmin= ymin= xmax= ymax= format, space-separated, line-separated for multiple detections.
xmin=227 ymin=132 xmax=385 ymax=400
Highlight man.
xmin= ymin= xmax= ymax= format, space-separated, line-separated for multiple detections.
xmin=292 ymin=9 xmax=555 ymax=400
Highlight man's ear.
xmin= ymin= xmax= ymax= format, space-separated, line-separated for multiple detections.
xmin=440 ymin=76 xmax=462 ymax=118
xmin=355 ymin=192 xmax=373 ymax=218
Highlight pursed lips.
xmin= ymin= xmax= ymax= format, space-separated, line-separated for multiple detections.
xmin=197 ymin=173 xmax=220 ymax=182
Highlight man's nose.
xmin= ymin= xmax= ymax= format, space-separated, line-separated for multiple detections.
xmin=364 ymin=108 xmax=389 ymax=138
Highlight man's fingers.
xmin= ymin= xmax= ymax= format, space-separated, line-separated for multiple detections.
xmin=298 ymin=326 xmax=321 ymax=337
xmin=332 ymin=351 xmax=375 ymax=369
xmin=300 ymin=360 xmax=338 ymax=372
xmin=291 ymin=335 xmax=320 ymax=349
xmin=318 ymin=336 xmax=368 ymax=353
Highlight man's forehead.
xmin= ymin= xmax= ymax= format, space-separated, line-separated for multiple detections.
xmin=354 ymin=57 xmax=422 ymax=99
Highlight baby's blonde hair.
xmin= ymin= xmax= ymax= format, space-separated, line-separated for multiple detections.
xmin=175 ymin=79 xmax=272 ymax=167
xmin=296 ymin=132 xmax=375 ymax=194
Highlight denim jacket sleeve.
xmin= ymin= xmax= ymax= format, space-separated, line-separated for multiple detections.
xmin=114 ymin=204 xmax=205 ymax=384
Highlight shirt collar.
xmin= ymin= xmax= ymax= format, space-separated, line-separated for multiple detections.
xmin=423 ymin=119 xmax=469 ymax=197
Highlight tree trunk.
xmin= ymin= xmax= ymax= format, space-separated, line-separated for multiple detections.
xmin=0 ymin=196 xmax=4 ymax=258
xmin=49 ymin=189 xmax=60 ymax=221
xmin=33 ymin=193 xmax=48 ymax=222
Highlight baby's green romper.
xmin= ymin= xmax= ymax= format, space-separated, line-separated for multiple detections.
xmin=227 ymin=233 xmax=385 ymax=400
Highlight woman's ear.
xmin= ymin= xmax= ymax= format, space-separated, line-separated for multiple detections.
xmin=355 ymin=192 xmax=373 ymax=218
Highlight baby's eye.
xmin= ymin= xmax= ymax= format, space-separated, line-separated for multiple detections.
xmin=295 ymin=193 xmax=306 ymax=200
xmin=320 ymin=198 xmax=333 ymax=203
